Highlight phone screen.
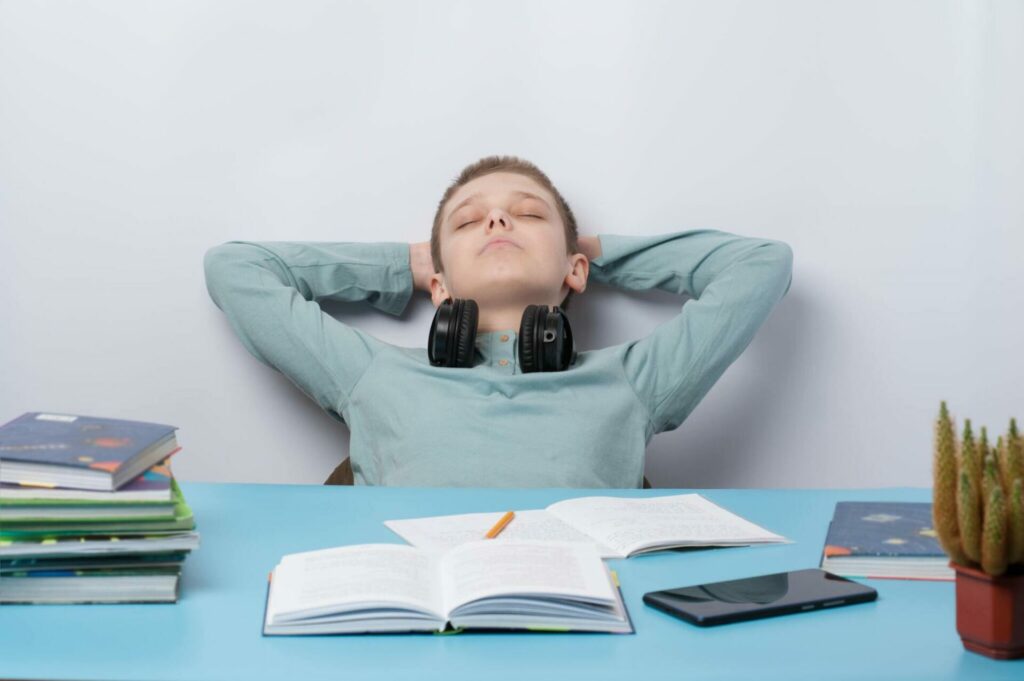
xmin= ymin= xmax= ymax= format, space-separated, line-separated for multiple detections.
xmin=643 ymin=568 xmax=877 ymax=626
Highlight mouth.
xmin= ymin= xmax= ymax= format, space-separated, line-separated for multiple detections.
xmin=479 ymin=238 xmax=520 ymax=254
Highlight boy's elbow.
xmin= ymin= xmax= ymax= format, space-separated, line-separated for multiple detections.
xmin=203 ymin=244 xmax=235 ymax=294
xmin=203 ymin=244 xmax=227 ymax=275
xmin=767 ymin=240 xmax=793 ymax=272
xmin=203 ymin=242 xmax=261 ymax=300
xmin=203 ymin=242 xmax=264 ymax=284
xmin=203 ymin=242 xmax=295 ymax=307
xmin=766 ymin=240 xmax=794 ymax=297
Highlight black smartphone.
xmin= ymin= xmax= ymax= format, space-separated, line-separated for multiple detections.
xmin=643 ymin=568 xmax=877 ymax=627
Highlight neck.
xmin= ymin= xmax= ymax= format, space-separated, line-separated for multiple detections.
xmin=459 ymin=286 xmax=569 ymax=333
xmin=475 ymin=293 xmax=568 ymax=333
xmin=476 ymin=304 xmax=530 ymax=333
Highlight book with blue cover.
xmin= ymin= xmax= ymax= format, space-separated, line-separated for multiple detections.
xmin=820 ymin=501 xmax=953 ymax=581
xmin=1 ymin=553 xmax=189 ymax=574
xmin=0 ymin=412 xmax=179 ymax=491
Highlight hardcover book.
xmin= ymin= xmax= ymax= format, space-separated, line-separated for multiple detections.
xmin=820 ymin=501 xmax=953 ymax=581
xmin=0 ymin=480 xmax=193 ymax=537
xmin=385 ymin=493 xmax=787 ymax=559
xmin=0 ymin=531 xmax=200 ymax=559
xmin=0 ymin=567 xmax=181 ymax=604
xmin=1 ymin=553 xmax=188 ymax=574
xmin=0 ymin=460 xmax=175 ymax=503
xmin=263 ymin=541 xmax=633 ymax=635
xmin=0 ymin=412 xmax=179 ymax=491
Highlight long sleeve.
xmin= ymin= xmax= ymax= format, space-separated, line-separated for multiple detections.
xmin=203 ymin=241 xmax=414 ymax=414
xmin=589 ymin=229 xmax=793 ymax=435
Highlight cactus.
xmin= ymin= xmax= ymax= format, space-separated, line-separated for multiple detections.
xmin=958 ymin=469 xmax=981 ymax=562
xmin=1002 ymin=419 xmax=1023 ymax=495
xmin=960 ymin=419 xmax=981 ymax=499
xmin=983 ymin=452 xmax=1000 ymax=512
xmin=981 ymin=485 xmax=1008 ymax=576
xmin=978 ymin=426 xmax=990 ymax=470
xmin=1013 ymin=418 xmax=1023 ymax=472
xmin=996 ymin=436 xmax=1009 ymax=495
xmin=933 ymin=403 xmax=1024 ymax=576
xmin=934 ymin=402 xmax=967 ymax=564
xmin=1010 ymin=479 xmax=1024 ymax=565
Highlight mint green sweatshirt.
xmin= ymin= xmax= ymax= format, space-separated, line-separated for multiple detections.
xmin=203 ymin=230 xmax=792 ymax=487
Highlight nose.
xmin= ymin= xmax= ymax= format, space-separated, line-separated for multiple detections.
xmin=486 ymin=208 xmax=511 ymax=231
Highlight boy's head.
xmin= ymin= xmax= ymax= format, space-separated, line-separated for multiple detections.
xmin=429 ymin=156 xmax=588 ymax=327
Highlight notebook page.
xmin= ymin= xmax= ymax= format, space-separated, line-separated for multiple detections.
xmin=385 ymin=509 xmax=620 ymax=557
xmin=545 ymin=494 xmax=786 ymax=557
xmin=267 ymin=544 xmax=444 ymax=624
xmin=439 ymin=541 xmax=615 ymax=615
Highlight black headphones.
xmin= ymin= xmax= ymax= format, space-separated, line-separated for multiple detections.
xmin=428 ymin=298 xmax=576 ymax=372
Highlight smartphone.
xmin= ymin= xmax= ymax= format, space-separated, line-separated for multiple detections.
xmin=643 ymin=568 xmax=877 ymax=626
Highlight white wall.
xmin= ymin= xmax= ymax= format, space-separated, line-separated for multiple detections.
xmin=2 ymin=1 xmax=1021 ymax=488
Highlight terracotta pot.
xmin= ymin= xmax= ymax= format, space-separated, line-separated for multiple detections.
xmin=953 ymin=562 xmax=1024 ymax=659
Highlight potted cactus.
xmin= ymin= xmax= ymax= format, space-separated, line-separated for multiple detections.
xmin=933 ymin=401 xmax=1024 ymax=659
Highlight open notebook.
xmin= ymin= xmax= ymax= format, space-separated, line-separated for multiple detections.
xmin=263 ymin=541 xmax=632 ymax=635
xmin=385 ymin=493 xmax=787 ymax=558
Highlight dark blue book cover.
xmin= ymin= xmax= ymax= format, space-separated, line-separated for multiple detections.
xmin=823 ymin=501 xmax=944 ymax=559
xmin=0 ymin=413 xmax=177 ymax=475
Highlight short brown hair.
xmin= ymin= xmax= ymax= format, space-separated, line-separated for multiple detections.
xmin=430 ymin=155 xmax=579 ymax=308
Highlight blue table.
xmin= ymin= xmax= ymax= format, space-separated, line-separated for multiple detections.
xmin=1 ymin=483 xmax=1020 ymax=680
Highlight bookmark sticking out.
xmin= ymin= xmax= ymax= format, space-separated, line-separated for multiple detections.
xmin=433 ymin=626 xmax=465 ymax=636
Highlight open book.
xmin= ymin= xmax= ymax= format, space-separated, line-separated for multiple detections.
xmin=385 ymin=494 xmax=786 ymax=559
xmin=263 ymin=541 xmax=632 ymax=635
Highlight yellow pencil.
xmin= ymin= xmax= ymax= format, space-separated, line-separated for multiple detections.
xmin=485 ymin=511 xmax=515 ymax=539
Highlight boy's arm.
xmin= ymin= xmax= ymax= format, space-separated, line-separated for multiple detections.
xmin=203 ymin=241 xmax=414 ymax=415
xmin=588 ymin=229 xmax=793 ymax=434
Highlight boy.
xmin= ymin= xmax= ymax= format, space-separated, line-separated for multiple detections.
xmin=203 ymin=156 xmax=793 ymax=487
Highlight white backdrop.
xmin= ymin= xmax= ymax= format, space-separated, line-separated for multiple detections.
xmin=2 ymin=0 xmax=1021 ymax=488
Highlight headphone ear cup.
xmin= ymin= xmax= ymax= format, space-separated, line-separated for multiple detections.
xmin=550 ymin=306 xmax=575 ymax=371
xmin=557 ymin=306 xmax=576 ymax=369
xmin=452 ymin=299 xmax=478 ymax=368
xmin=428 ymin=298 xmax=453 ymax=366
xmin=518 ymin=304 xmax=541 ymax=373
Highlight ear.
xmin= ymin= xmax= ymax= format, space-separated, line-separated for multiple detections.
xmin=429 ymin=272 xmax=450 ymax=307
xmin=562 ymin=253 xmax=589 ymax=296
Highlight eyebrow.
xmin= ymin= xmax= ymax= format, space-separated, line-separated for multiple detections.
xmin=446 ymin=190 xmax=550 ymax=225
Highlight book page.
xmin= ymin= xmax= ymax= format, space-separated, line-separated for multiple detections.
xmin=546 ymin=494 xmax=786 ymax=557
xmin=267 ymin=544 xmax=444 ymax=623
xmin=385 ymin=509 xmax=620 ymax=557
xmin=439 ymin=541 xmax=615 ymax=615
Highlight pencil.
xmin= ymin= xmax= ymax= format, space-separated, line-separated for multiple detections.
xmin=485 ymin=511 xmax=515 ymax=539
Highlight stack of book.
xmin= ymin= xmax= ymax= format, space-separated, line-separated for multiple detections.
xmin=0 ymin=412 xmax=200 ymax=603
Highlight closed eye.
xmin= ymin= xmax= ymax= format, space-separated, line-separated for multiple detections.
xmin=457 ymin=215 xmax=540 ymax=229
